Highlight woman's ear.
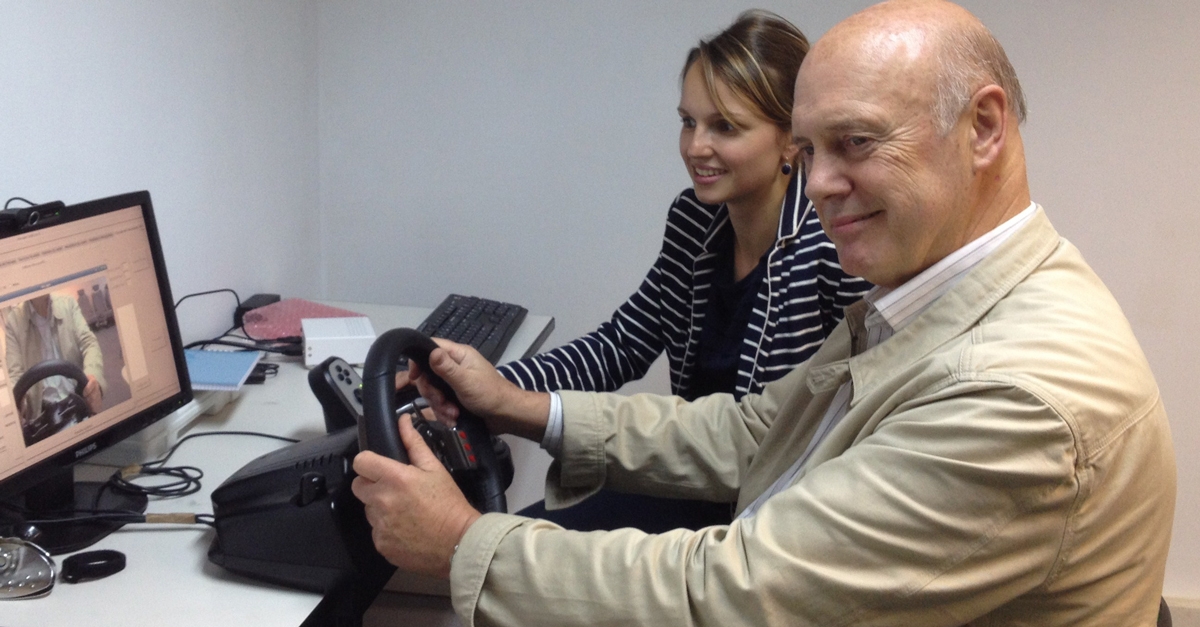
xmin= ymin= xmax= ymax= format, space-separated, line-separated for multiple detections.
xmin=779 ymin=128 xmax=800 ymax=165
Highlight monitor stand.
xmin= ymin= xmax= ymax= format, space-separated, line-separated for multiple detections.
xmin=16 ymin=467 xmax=147 ymax=555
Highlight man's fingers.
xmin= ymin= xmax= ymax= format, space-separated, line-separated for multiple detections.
xmin=352 ymin=449 xmax=392 ymax=483
xmin=398 ymin=412 xmax=445 ymax=471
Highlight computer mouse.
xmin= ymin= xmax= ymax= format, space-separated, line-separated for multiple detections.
xmin=60 ymin=549 xmax=125 ymax=583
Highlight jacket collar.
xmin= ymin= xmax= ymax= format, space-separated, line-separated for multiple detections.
xmin=806 ymin=207 xmax=1061 ymax=397
xmin=700 ymin=174 xmax=806 ymax=253
xmin=776 ymin=173 xmax=807 ymax=242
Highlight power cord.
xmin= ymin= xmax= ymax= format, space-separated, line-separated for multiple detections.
xmin=9 ymin=507 xmax=215 ymax=529
xmin=173 ymin=288 xmax=240 ymax=313
xmin=174 ymin=288 xmax=302 ymax=356
xmin=182 ymin=337 xmax=299 ymax=356
xmin=4 ymin=196 xmax=39 ymax=211
xmin=0 ymin=431 xmax=301 ymax=532
xmin=108 ymin=430 xmax=300 ymax=498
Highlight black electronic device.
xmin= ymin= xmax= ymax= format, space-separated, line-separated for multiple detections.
xmin=417 ymin=294 xmax=527 ymax=364
xmin=208 ymin=328 xmax=512 ymax=593
xmin=0 ymin=200 xmax=67 ymax=235
xmin=233 ymin=292 xmax=280 ymax=328
xmin=308 ymin=356 xmax=364 ymax=433
xmin=309 ymin=355 xmax=481 ymax=472
xmin=0 ymin=191 xmax=192 ymax=555
xmin=60 ymin=549 xmax=126 ymax=583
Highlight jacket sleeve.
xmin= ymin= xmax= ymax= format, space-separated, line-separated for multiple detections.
xmin=64 ymin=297 xmax=106 ymax=392
xmin=449 ymin=382 xmax=1081 ymax=627
xmin=3 ymin=309 xmax=28 ymax=385
xmin=495 ymin=206 xmax=685 ymax=393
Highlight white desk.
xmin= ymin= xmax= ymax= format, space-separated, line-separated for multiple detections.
xmin=1 ymin=301 xmax=554 ymax=627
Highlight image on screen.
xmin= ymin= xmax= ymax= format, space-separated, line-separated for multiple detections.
xmin=0 ymin=194 xmax=190 ymax=554
xmin=1 ymin=274 xmax=135 ymax=447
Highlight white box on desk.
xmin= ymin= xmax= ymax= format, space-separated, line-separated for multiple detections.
xmin=302 ymin=316 xmax=376 ymax=367
xmin=89 ymin=399 xmax=204 ymax=465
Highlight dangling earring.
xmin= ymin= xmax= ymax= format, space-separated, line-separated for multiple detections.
xmin=781 ymin=162 xmax=793 ymax=176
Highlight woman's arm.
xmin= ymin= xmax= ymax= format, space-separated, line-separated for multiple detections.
xmin=497 ymin=192 xmax=717 ymax=394
xmin=497 ymin=271 xmax=668 ymax=393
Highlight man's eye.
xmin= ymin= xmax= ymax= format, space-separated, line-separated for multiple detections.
xmin=846 ymin=136 xmax=872 ymax=149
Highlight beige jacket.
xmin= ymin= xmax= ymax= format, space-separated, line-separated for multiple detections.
xmin=4 ymin=294 xmax=106 ymax=417
xmin=450 ymin=209 xmax=1175 ymax=627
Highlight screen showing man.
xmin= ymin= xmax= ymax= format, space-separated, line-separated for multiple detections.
xmin=0 ymin=200 xmax=184 ymax=486
xmin=3 ymin=275 xmax=135 ymax=446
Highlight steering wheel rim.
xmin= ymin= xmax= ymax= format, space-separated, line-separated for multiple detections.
xmin=359 ymin=328 xmax=508 ymax=513
xmin=12 ymin=359 xmax=90 ymax=413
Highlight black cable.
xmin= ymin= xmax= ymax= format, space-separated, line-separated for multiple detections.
xmin=183 ymin=339 xmax=300 ymax=356
xmin=246 ymin=362 xmax=279 ymax=384
xmin=174 ymin=288 xmax=240 ymax=312
xmin=108 ymin=430 xmax=299 ymax=499
xmin=170 ymin=287 xmax=301 ymax=351
xmin=139 ymin=429 xmax=299 ymax=470
xmin=0 ymin=500 xmax=212 ymax=529
xmin=4 ymin=196 xmax=38 ymax=210
xmin=107 ymin=464 xmax=205 ymax=498
xmin=18 ymin=510 xmax=217 ymax=529
xmin=0 ymin=431 xmax=297 ymax=533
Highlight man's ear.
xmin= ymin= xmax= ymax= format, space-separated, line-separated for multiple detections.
xmin=968 ymin=84 xmax=1008 ymax=172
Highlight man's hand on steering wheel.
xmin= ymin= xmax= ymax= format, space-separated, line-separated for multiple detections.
xmin=83 ymin=374 xmax=103 ymax=414
xmin=406 ymin=339 xmax=551 ymax=443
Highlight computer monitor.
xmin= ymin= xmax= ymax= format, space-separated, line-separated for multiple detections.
xmin=0 ymin=191 xmax=191 ymax=554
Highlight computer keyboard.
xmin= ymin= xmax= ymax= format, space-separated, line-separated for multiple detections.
xmin=416 ymin=294 xmax=528 ymax=364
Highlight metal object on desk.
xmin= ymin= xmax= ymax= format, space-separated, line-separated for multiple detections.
xmin=0 ymin=538 xmax=57 ymax=600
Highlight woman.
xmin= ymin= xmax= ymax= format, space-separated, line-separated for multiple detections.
xmin=498 ymin=10 xmax=870 ymax=531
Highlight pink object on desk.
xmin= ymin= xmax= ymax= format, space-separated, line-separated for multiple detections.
xmin=242 ymin=298 xmax=365 ymax=340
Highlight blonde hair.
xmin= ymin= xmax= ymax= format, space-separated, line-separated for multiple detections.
xmin=682 ymin=10 xmax=809 ymax=131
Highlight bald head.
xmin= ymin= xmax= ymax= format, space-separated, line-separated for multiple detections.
xmin=792 ymin=0 xmax=1030 ymax=288
xmin=817 ymin=0 xmax=1026 ymax=134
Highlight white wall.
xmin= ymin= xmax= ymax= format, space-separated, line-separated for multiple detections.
xmin=318 ymin=0 xmax=1200 ymax=600
xmin=0 ymin=0 xmax=322 ymax=344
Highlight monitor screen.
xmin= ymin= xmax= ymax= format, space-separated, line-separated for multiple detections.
xmin=0 ymin=191 xmax=191 ymax=553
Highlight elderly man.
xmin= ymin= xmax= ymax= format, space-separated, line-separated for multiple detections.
xmin=4 ymin=293 xmax=106 ymax=436
xmin=352 ymin=1 xmax=1175 ymax=625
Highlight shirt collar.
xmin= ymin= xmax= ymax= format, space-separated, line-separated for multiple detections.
xmin=863 ymin=202 xmax=1038 ymax=339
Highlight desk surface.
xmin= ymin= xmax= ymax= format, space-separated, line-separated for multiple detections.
xmin=2 ymin=301 xmax=553 ymax=627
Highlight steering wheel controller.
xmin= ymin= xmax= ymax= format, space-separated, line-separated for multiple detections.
xmin=356 ymin=328 xmax=509 ymax=514
xmin=11 ymin=359 xmax=93 ymax=442
xmin=309 ymin=354 xmax=480 ymax=475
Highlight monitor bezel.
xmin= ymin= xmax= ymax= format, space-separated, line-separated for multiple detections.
xmin=0 ymin=190 xmax=193 ymax=499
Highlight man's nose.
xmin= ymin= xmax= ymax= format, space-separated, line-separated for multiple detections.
xmin=802 ymin=153 xmax=848 ymax=203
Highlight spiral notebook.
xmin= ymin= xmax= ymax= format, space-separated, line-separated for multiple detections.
xmin=184 ymin=349 xmax=262 ymax=391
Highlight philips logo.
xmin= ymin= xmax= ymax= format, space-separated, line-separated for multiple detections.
xmin=75 ymin=443 xmax=98 ymax=459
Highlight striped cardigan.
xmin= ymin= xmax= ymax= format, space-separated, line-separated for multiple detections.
xmin=498 ymin=177 xmax=871 ymax=400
